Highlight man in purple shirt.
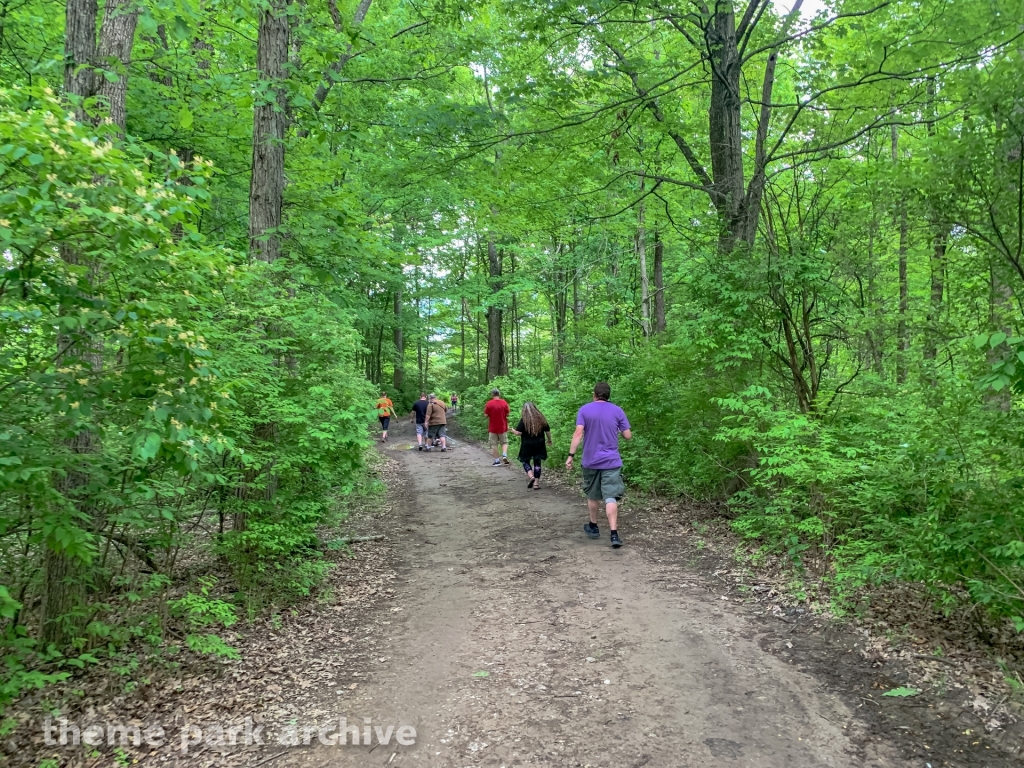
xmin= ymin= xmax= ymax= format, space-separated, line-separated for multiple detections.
xmin=566 ymin=381 xmax=632 ymax=548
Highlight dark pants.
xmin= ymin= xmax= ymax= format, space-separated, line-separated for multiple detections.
xmin=521 ymin=458 xmax=542 ymax=478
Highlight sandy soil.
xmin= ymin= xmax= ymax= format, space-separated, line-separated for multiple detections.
xmin=275 ymin=419 xmax=901 ymax=768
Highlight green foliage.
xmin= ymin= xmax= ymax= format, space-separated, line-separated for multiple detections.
xmin=0 ymin=84 xmax=373 ymax=710
xmin=170 ymin=577 xmax=239 ymax=660
xmin=4 ymin=0 xmax=1024 ymax=722
xmin=716 ymin=379 xmax=1024 ymax=619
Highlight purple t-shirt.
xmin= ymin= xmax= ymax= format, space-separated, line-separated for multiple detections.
xmin=576 ymin=401 xmax=630 ymax=469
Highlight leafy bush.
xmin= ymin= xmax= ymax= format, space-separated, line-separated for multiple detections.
xmin=0 ymin=87 xmax=374 ymax=711
xmin=716 ymin=379 xmax=1024 ymax=622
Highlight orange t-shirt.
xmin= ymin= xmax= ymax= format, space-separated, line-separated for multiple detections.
xmin=376 ymin=397 xmax=394 ymax=417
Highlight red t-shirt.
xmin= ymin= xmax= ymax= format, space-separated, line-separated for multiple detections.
xmin=484 ymin=398 xmax=510 ymax=433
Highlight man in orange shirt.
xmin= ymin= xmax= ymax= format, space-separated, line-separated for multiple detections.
xmin=483 ymin=388 xmax=510 ymax=466
xmin=375 ymin=391 xmax=394 ymax=443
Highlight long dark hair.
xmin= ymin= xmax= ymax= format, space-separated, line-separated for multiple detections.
xmin=521 ymin=402 xmax=549 ymax=436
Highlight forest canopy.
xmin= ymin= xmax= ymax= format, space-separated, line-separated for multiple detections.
xmin=2 ymin=0 xmax=1024 ymax=713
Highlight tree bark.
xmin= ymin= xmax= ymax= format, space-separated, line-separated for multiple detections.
xmin=892 ymin=122 xmax=910 ymax=384
xmin=923 ymin=228 xmax=946 ymax=365
xmin=988 ymin=261 xmax=1014 ymax=410
xmin=653 ymin=231 xmax=666 ymax=333
xmin=95 ymin=0 xmax=139 ymax=135
xmin=485 ymin=231 xmax=506 ymax=381
xmin=707 ymin=4 xmax=745 ymax=253
xmin=249 ymin=0 xmax=290 ymax=264
xmin=460 ymin=240 xmax=469 ymax=379
xmin=922 ymin=79 xmax=945 ymax=374
xmin=46 ymin=0 xmax=140 ymax=649
xmin=63 ymin=0 xmax=97 ymax=117
xmin=636 ymin=182 xmax=651 ymax=337
xmin=235 ymin=0 xmax=290 ymax=533
xmin=392 ymin=286 xmax=404 ymax=389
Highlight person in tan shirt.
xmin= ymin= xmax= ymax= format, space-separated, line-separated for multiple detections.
xmin=424 ymin=393 xmax=448 ymax=452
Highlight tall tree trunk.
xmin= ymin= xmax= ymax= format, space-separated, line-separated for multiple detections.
xmin=485 ymin=232 xmax=506 ymax=381
xmin=460 ymin=295 xmax=467 ymax=379
xmin=707 ymin=4 xmax=745 ymax=253
xmin=417 ymin=338 xmax=423 ymax=389
xmin=248 ymin=0 xmax=289 ymax=264
xmin=608 ymin=243 xmax=620 ymax=327
xmin=236 ymin=0 xmax=290 ymax=533
xmin=474 ymin=299 xmax=481 ymax=383
xmin=95 ymin=0 xmax=139 ymax=135
xmin=460 ymin=240 xmax=468 ymax=379
xmin=510 ymin=291 xmax=518 ymax=369
xmin=573 ymin=271 xmax=583 ymax=321
xmin=922 ymin=77 xmax=945 ymax=373
xmin=375 ymin=323 xmax=384 ymax=383
xmin=636 ymin=191 xmax=651 ymax=337
xmin=653 ymin=231 xmax=666 ymax=334
xmin=46 ymin=0 xmax=140 ymax=648
xmin=392 ymin=287 xmax=404 ymax=389
xmin=422 ymin=308 xmax=430 ymax=387
xmin=923 ymin=228 xmax=946 ymax=365
xmin=865 ymin=207 xmax=885 ymax=377
xmin=46 ymin=0 xmax=100 ymax=648
xmin=63 ymin=0 xmax=97 ymax=117
xmin=552 ymin=253 xmax=568 ymax=374
xmin=892 ymin=121 xmax=910 ymax=384
xmin=988 ymin=261 xmax=1015 ymax=411
xmin=896 ymin=210 xmax=909 ymax=382
xmin=513 ymin=251 xmax=521 ymax=369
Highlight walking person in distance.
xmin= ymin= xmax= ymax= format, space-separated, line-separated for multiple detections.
xmin=483 ymin=388 xmax=511 ymax=466
xmin=424 ymin=393 xmax=449 ymax=452
xmin=566 ymin=382 xmax=631 ymax=548
xmin=376 ymin=391 xmax=394 ymax=443
xmin=410 ymin=393 xmax=428 ymax=451
xmin=511 ymin=402 xmax=552 ymax=489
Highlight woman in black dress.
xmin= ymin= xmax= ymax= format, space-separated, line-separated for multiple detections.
xmin=510 ymin=402 xmax=552 ymax=489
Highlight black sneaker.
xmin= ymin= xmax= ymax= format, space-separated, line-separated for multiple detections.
xmin=610 ymin=532 xmax=623 ymax=548
xmin=584 ymin=522 xmax=600 ymax=539
xmin=417 ymin=445 xmax=422 ymax=451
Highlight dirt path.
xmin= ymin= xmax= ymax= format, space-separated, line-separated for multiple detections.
xmin=278 ymin=419 xmax=898 ymax=768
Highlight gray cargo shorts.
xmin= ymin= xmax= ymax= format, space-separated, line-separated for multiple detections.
xmin=581 ymin=466 xmax=625 ymax=502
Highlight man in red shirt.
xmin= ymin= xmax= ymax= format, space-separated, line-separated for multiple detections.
xmin=483 ymin=388 xmax=511 ymax=466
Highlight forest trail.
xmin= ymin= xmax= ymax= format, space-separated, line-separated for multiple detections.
xmin=278 ymin=419 xmax=897 ymax=768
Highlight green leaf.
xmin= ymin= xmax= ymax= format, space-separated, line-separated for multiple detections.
xmin=134 ymin=431 xmax=162 ymax=461
xmin=472 ymin=671 xmax=489 ymax=677
xmin=882 ymin=687 xmax=920 ymax=697
xmin=178 ymin=106 xmax=194 ymax=131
